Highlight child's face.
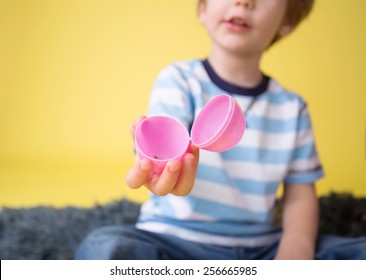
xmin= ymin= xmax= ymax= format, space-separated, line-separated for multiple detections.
xmin=199 ymin=0 xmax=291 ymax=55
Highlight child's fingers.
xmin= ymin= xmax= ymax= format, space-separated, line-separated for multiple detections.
xmin=187 ymin=142 xmax=199 ymax=156
xmin=125 ymin=158 xmax=152 ymax=189
xmin=146 ymin=160 xmax=182 ymax=196
xmin=171 ymin=151 xmax=199 ymax=196
xmin=130 ymin=115 xmax=146 ymax=140
xmin=188 ymin=142 xmax=199 ymax=160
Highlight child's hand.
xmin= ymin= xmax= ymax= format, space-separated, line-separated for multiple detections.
xmin=125 ymin=116 xmax=199 ymax=196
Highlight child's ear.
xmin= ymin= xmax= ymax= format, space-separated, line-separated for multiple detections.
xmin=278 ymin=24 xmax=294 ymax=38
xmin=197 ymin=1 xmax=206 ymax=24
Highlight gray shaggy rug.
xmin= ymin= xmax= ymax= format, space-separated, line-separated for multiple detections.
xmin=0 ymin=199 xmax=141 ymax=260
xmin=0 ymin=193 xmax=365 ymax=260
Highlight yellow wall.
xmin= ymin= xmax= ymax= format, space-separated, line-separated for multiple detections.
xmin=1 ymin=0 xmax=365 ymax=207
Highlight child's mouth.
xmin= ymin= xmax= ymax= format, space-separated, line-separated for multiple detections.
xmin=225 ymin=17 xmax=250 ymax=30
xmin=231 ymin=18 xmax=249 ymax=27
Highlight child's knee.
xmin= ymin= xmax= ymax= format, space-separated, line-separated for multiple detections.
xmin=75 ymin=226 xmax=125 ymax=259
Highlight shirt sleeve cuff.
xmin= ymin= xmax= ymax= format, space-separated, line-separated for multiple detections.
xmin=284 ymin=169 xmax=325 ymax=184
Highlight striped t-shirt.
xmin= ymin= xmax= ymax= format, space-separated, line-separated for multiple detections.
xmin=136 ymin=59 xmax=324 ymax=247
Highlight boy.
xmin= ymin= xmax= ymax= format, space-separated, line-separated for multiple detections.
xmin=76 ymin=0 xmax=366 ymax=259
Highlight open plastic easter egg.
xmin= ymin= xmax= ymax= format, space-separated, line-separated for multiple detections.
xmin=134 ymin=116 xmax=190 ymax=174
xmin=135 ymin=94 xmax=246 ymax=173
xmin=191 ymin=94 xmax=246 ymax=152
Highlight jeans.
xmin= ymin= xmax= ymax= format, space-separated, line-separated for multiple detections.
xmin=75 ymin=225 xmax=366 ymax=260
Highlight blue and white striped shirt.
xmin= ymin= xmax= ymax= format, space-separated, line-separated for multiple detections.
xmin=136 ymin=59 xmax=324 ymax=247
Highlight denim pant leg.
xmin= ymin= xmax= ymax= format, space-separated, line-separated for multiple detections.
xmin=74 ymin=225 xmax=234 ymax=260
xmin=236 ymin=241 xmax=279 ymax=260
xmin=315 ymin=234 xmax=366 ymax=260
xmin=75 ymin=225 xmax=166 ymax=259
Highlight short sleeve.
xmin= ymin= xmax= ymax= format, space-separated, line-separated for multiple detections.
xmin=147 ymin=64 xmax=194 ymax=130
xmin=284 ymin=103 xmax=325 ymax=184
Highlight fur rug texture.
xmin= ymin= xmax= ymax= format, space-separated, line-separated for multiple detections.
xmin=0 ymin=193 xmax=365 ymax=260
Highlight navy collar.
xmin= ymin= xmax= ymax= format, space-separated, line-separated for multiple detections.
xmin=202 ymin=59 xmax=269 ymax=97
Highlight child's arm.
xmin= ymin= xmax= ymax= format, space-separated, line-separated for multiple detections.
xmin=274 ymin=183 xmax=319 ymax=260
xmin=125 ymin=116 xmax=200 ymax=196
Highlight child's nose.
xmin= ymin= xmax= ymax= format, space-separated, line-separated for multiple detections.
xmin=235 ymin=0 xmax=255 ymax=10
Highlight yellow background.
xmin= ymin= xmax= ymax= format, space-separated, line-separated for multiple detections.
xmin=1 ymin=0 xmax=365 ymax=208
